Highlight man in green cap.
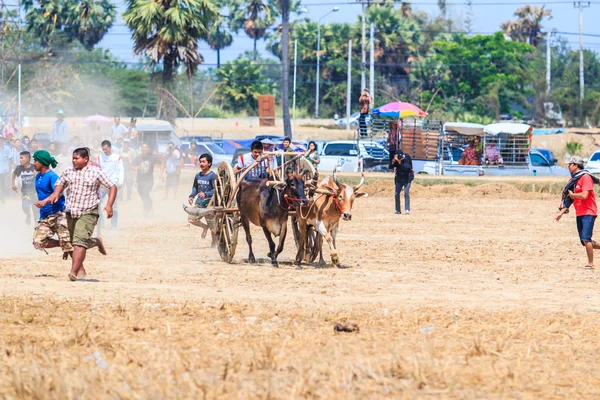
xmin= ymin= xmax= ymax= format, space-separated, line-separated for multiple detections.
xmin=51 ymin=110 xmax=68 ymax=144
xmin=32 ymin=150 xmax=74 ymax=260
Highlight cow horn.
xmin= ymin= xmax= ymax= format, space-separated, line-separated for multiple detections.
xmin=332 ymin=166 xmax=341 ymax=188
xmin=314 ymin=188 xmax=335 ymax=196
xmin=182 ymin=204 xmax=216 ymax=217
xmin=354 ymin=171 xmax=365 ymax=192
xmin=266 ymin=181 xmax=285 ymax=187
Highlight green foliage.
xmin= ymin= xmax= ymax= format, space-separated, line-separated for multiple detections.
xmin=123 ymin=0 xmax=219 ymax=121
xmin=215 ymin=53 xmax=277 ymax=114
xmin=123 ymin=0 xmax=218 ymax=79
xmin=565 ymin=141 xmax=583 ymax=155
xmin=22 ymin=0 xmax=116 ymax=50
xmin=419 ymin=32 xmax=534 ymax=119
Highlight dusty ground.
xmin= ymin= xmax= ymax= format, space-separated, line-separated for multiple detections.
xmin=1 ymin=173 xmax=600 ymax=398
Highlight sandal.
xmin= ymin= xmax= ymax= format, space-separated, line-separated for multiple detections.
xmin=585 ymin=265 xmax=595 ymax=270
xmin=68 ymin=273 xmax=77 ymax=281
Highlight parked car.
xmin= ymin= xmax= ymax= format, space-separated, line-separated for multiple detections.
xmin=334 ymin=112 xmax=371 ymax=127
xmin=231 ymin=148 xmax=251 ymax=167
xmin=180 ymin=135 xmax=212 ymax=143
xmin=318 ymin=140 xmax=387 ymax=172
xmin=32 ymin=132 xmax=51 ymax=149
xmin=255 ymin=134 xmax=286 ymax=142
xmin=585 ymin=150 xmax=600 ymax=174
xmin=422 ymin=148 xmax=569 ymax=177
xmin=180 ymin=141 xmax=231 ymax=167
xmin=136 ymin=120 xmax=180 ymax=155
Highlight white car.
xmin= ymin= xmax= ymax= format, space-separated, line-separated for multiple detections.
xmin=585 ymin=151 xmax=600 ymax=174
xmin=318 ymin=140 xmax=387 ymax=172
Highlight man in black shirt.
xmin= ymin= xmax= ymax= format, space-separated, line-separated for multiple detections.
xmin=389 ymin=149 xmax=413 ymax=215
xmin=12 ymin=151 xmax=39 ymax=224
xmin=131 ymin=143 xmax=161 ymax=217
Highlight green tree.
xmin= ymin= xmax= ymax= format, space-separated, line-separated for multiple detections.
xmin=22 ymin=0 xmax=116 ymax=50
xmin=421 ymin=32 xmax=534 ymax=118
xmin=229 ymin=0 xmax=276 ymax=61
xmin=206 ymin=13 xmax=233 ymax=68
xmin=215 ymin=53 xmax=276 ymax=114
xmin=123 ymin=0 xmax=218 ymax=121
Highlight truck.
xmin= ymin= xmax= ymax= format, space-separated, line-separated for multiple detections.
xmin=318 ymin=140 xmax=389 ymax=172
xmin=421 ymin=122 xmax=569 ymax=177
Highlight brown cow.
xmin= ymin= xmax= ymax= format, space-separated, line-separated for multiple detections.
xmin=237 ymin=170 xmax=309 ymax=267
xmin=295 ymin=168 xmax=368 ymax=268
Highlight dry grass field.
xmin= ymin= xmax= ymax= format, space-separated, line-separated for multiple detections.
xmin=2 ymin=173 xmax=600 ymax=398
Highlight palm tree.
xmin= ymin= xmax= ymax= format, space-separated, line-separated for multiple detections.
xmin=22 ymin=0 xmax=115 ymax=50
xmin=501 ymin=5 xmax=552 ymax=47
xmin=207 ymin=14 xmax=233 ymax=68
xmin=66 ymin=0 xmax=116 ymax=50
xmin=229 ymin=0 xmax=276 ymax=61
xmin=123 ymin=0 xmax=218 ymax=120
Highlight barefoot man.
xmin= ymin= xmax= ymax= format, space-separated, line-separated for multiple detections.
xmin=188 ymin=153 xmax=216 ymax=243
xmin=555 ymin=156 xmax=600 ymax=269
xmin=38 ymin=147 xmax=117 ymax=281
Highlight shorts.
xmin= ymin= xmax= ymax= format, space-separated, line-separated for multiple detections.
xmin=576 ymin=215 xmax=596 ymax=246
xmin=33 ymin=211 xmax=74 ymax=252
xmin=166 ymin=172 xmax=180 ymax=188
xmin=67 ymin=211 xmax=99 ymax=248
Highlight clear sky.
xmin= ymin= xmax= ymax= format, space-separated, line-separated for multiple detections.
xmin=99 ymin=0 xmax=600 ymax=67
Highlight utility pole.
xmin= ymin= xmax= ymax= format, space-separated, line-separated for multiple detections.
xmin=369 ymin=23 xmax=375 ymax=105
xmin=574 ymin=1 xmax=590 ymax=126
xmin=361 ymin=4 xmax=366 ymax=91
xmin=292 ymin=39 xmax=298 ymax=138
xmin=546 ymin=30 xmax=551 ymax=95
xmin=346 ymin=40 xmax=352 ymax=131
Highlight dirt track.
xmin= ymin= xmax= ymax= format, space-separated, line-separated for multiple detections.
xmin=2 ymin=175 xmax=600 ymax=398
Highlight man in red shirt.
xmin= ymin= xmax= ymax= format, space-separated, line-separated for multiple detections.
xmin=556 ymin=156 xmax=599 ymax=269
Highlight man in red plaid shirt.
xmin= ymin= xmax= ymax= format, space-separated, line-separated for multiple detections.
xmin=39 ymin=147 xmax=117 ymax=281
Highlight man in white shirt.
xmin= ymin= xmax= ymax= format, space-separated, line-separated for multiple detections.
xmin=234 ymin=140 xmax=271 ymax=179
xmin=110 ymin=117 xmax=128 ymax=140
xmin=162 ymin=142 xmax=181 ymax=199
xmin=50 ymin=110 xmax=68 ymax=144
xmin=97 ymin=140 xmax=124 ymax=229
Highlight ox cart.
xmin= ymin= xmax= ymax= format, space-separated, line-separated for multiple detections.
xmin=184 ymin=152 xmax=322 ymax=264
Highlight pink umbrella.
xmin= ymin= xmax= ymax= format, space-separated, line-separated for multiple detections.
xmin=371 ymin=101 xmax=427 ymax=118
xmin=84 ymin=115 xmax=111 ymax=125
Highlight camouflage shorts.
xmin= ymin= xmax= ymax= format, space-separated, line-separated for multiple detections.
xmin=33 ymin=211 xmax=74 ymax=253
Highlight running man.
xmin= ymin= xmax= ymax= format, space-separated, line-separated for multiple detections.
xmin=188 ymin=153 xmax=216 ymax=243
xmin=32 ymin=150 xmax=74 ymax=259
xmin=12 ymin=151 xmax=39 ymax=224
xmin=556 ymin=156 xmax=600 ymax=269
xmin=97 ymin=140 xmax=123 ymax=229
xmin=38 ymin=148 xmax=117 ymax=281
xmin=131 ymin=143 xmax=161 ymax=217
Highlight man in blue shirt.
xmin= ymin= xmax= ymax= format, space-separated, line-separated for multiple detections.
xmin=32 ymin=150 xmax=74 ymax=258
xmin=0 ymin=136 xmax=12 ymax=203
xmin=188 ymin=153 xmax=216 ymax=243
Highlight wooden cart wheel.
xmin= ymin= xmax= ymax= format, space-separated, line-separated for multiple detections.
xmin=291 ymin=158 xmax=320 ymax=264
xmin=210 ymin=161 xmax=239 ymax=263
xmin=291 ymin=216 xmax=320 ymax=264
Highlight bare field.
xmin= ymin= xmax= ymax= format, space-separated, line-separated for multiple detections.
xmin=2 ymin=175 xmax=600 ymax=398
